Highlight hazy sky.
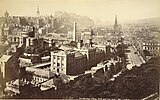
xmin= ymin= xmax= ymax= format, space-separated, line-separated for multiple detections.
xmin=0 ymin=0 xmax=160 ymax=22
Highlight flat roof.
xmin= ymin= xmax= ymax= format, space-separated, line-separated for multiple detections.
xmin=0 ymin=55 xmax=11 ymax=62
xmin=31 ymin=62 xmax=51 ymax=68
xmin=26 ymin=67 xmax=55 ymax=78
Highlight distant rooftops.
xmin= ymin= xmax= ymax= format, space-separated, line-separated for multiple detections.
xmin=44 ymin=33 xmax=68 ymax=41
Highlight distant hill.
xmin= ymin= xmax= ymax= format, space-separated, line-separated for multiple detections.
xmin=129 ymin=17 xmax=160 ymax=26
xmin=54 ymin=11 xmax=95 ymax=33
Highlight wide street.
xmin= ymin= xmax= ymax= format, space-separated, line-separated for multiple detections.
xmin=126 ymin=45 xmax=145 ymax=70
xmin=110 ymin=43 xmax=146 ymax=81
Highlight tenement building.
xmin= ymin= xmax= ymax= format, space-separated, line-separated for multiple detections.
xmin=50 ymin=37 xmax=107 ymax=75
xmin=133 ymin=38 xmax=160 ymax=61
xmin=0 ymin=54 xmax=19 ymax=82
xmin=75 ymin=47 xmax=105 ymax=70
xmin=142 ymin=42 xmax=160 ymax=56
xmin=50 ymin=50 xmax=87 ymax=75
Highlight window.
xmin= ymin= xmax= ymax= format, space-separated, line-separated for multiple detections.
xmin=57 ymin=69 xmax=59 ymax=73
xmin=62 ymin=63 xmax=64 ymax=66
xmin=57 ymin=63 xmax=60 ymax=66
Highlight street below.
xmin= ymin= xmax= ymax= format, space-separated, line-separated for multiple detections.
xmin=126 ymin=45 xmax=145 ymax=70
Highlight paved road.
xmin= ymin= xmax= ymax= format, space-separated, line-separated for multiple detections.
xmin=126 ymin=46 xmax=145 ymax=70
xmin=109 ymin=44 xmax=146 ymax=81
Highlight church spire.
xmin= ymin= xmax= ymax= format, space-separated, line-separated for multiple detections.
xmin=115 ymin=15 xmax=117 ymax=25
xmin=37 ymin=6 xmax=40 ymax=17
xmin=114 ymin=15 xmax=119 ymax=34
xmin=4 ymin=10 xmax=9 ymax=18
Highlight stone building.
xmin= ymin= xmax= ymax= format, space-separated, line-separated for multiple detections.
xmin=51 ymin=50 xmax=87 ymax=75
xmin=134 ymin=38 xmax=160 ymax=57
xmin=25 ymin=67 xmax=55 ymax=85
xmin=142 ymin=42 xmax=160 ymax=56
xmin=0 ymin=54 xmax=20 ymax=82
xmin=74 ymin=40 xmax=106 ymax=70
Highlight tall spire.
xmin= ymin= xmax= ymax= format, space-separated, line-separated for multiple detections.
xmin=37 ymin=6 xmax=40 ymax=17
xmin=115 ymin=15 xmax=117 ymax=25
xmin=4 ymin=10 xmax=9 ymax=18
xmin=4 ymin=10 xmax=9 ymax=23
xmin=114 ymin=15 xmax=119 ymax=34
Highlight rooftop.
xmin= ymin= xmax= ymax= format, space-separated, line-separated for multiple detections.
xmin=95 ymin=48 xmax=103 ymax=53
xmin=52 ymin=49 xmax=84 ymax=58
xmin=31 ymin=62 xmax=51 ymax=68
xmin=44 ymin=34 xmax=68 ymax=41
xmin=74 ymin=51 xmax=84 ymax=58
xmin=41 ymin=79 xmax=55 ymax=86
xmin=26 ymin=67 xmax=55 ymax=78
xmin=59 ymin=45 xmax=74 ymax=51
xmin=0 ymin=55 xmax=11 ymax=62
xmin=12 ymin=79 xmax=26 ymax=86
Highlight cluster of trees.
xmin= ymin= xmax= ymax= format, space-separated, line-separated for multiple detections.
xmin=39 ymin=57 xmax=158 ymax=99
xmin=111 ymin=57 xmax=159 ymax=99
xmin=5 ymin=55 xmax=159 ymax=99
xmin=143 ymin=50 xmax=152 ymax=56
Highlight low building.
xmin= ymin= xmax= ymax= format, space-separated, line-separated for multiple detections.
xmin=40 ymin=79 xmax=56 ymax=91
xmin=40 ymin=73 xmax=70 ymax=91
xmin=8 ymin=35 xmax=27 ymax=47
xmin=5 ymin=79 xmax=26 ymax=94
xmin=26 ymin=67 xmax=55 ymax=85
xmin=93 ymin=44 xmax=111 ymax=60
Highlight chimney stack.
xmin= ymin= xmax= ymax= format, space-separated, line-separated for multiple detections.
xmin=73 ymin=22 xmax=77 ymax=42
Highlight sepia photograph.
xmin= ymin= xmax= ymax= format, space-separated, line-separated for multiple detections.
xmin=0 ymin=0 xmax=159 ymax=99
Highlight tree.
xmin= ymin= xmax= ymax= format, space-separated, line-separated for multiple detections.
xmin=143 ymin=50 xmax=152 ymax=56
